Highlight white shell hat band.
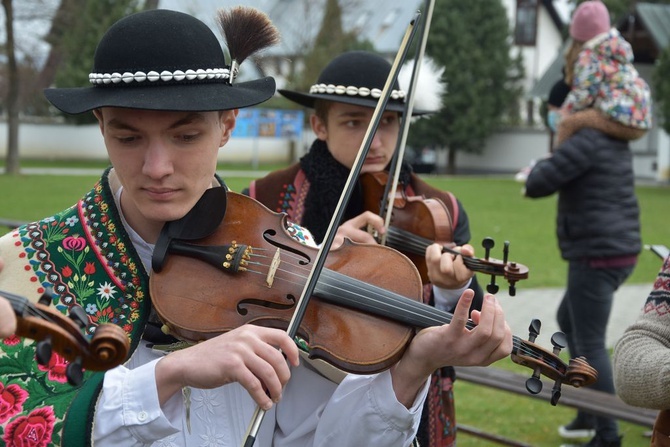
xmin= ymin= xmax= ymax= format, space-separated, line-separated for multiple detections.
xmin=88 ymin=67 xmax=237 ymax=85
xmin=309 ymin=83 xmax=406 ymax=101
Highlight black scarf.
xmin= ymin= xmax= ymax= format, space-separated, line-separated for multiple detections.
xmin=299 ymin=139 xmax=412 ymax=243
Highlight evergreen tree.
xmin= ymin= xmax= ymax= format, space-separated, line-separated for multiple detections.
xmin=408 ymin=0 xmax=523 ymax=174
xmin=294 ymin=0 xmax=372 ymax=94
xmin=53 ymin=0 xmax=144 ymax=123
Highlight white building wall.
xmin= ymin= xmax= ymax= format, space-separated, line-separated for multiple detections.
xmin=500 ymin=0 xmax=565 ymax=93
xmin=0 ymin=123 xmax=294 ymax=164
xmin=657 ymin=128 xmax=670 ymax=182
xmin=2 ymin=122 xmax=666 ymax=182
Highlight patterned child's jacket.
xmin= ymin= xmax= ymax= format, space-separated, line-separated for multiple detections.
xmin=563 ymin=28 xmax=652 ymax=130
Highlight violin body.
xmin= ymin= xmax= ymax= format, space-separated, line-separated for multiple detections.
xmin=360 ymin=171 xmax=529 ymax=293
xmin=361 ymin=171 xmax=454 ymax=283
xmin=149 ymin=189 xmax=594 ymax=399
xmin=150 ymin=191 xmax=424 ymax=374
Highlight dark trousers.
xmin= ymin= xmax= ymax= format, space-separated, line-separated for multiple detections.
xmin=557 ymin=260 xmax=635 ymax=440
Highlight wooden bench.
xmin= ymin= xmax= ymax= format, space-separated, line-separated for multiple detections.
xmin=0 ymin=218 xmax=26 ymax=230
xmin=454 ymin=366 xmax=657 ymax=446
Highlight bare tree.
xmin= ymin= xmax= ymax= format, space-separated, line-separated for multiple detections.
xmin=2 ymin=0 xmax=19 ymax=175
xmin=35 ymin=0 xmax=85 ymax=96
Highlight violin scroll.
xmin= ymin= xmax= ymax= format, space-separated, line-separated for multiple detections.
xmin=510 ymin=318 xmax=597 ymax=406
xmin=2 ymin=289 xmax=130 ymax=385
xmin=361 ymin=171 xmax=530 ymax=294
xmin=443 ymin=237 xmax=529 ymax=296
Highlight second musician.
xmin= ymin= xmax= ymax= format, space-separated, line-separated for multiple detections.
xmin=245 ymin=50 xmax=483 ymax=447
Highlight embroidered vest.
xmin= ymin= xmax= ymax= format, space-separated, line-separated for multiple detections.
xmin=0 ymin=169 xmax=151 ymax=446
xmin=249 ymin=164 xmax=459 ymax=231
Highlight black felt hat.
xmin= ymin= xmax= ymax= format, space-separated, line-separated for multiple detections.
xmin=44 ymin=9 xmax=275 ymax=114
xmin=278 ymin=51 xmax=429 ymax=116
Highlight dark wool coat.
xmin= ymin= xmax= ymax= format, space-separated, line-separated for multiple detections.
xmin=525 ymin=128 xmax=641 ymax=261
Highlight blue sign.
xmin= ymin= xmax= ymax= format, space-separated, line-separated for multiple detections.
xmin=233 ymin=109 xmax=304 ymax=138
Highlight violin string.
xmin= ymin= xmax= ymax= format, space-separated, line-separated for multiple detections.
xmin=239 ymin=249 xmax=556 ymax=368
xmin=385 ymin=226 xmax=486 ymax=272
xmin=385 ymin=227 xmax=429 ymax=256
xmin=244 ymin=252 xmax=547 ymax=364
xmin=0 ymin=291 xmax=57 ymax=323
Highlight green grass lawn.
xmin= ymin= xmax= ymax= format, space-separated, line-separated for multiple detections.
xmin=0 ymin=165 xmax=666 ymax=446
xmin=1 ymin=169 xmax=666 ymax=286
xmin=453 ymin=356 xmax=653 ymax=446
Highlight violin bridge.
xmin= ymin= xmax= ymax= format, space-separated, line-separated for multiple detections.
xmin=266 ymin=248 xmax=281 ymax=287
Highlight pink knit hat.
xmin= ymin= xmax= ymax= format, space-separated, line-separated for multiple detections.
xmin=570 ymin=1 xmax=611 ymax=42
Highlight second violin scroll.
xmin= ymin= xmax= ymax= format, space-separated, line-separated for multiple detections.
xmin=360 ymin=171 xmax=529 ymax=295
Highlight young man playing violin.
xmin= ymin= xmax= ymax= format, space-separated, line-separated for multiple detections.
xmin=246 ymin=50 xmax=484 ymax=447
xmin=0 ymin=11 xmax=511 ymax=447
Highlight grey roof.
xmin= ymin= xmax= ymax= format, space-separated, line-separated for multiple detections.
xmin=263 ymin=0 xmax=425 ymax=57
xmin=636 ymin=2 xmax=670 ymax=49
xmin=160 ymin=0 xmax=430 ymax=57
xmin=159 ymin=0 xmax=567 ymax=61
xmin=527 ymin=40 xmax=569 ymax=100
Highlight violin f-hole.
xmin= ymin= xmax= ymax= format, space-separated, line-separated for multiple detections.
xmin=263 ymin=230 xmax=311 ymax=266
xmin=236 ymin=295 xmax=297 ymax=316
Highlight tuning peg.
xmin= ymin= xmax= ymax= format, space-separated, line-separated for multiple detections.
xmin=38 ymin=288 xmax=54 ymax=306
xmin=525 ymin=375 xmax=543 ymax=394
xmin=66 ymin=356 xmax=84 ymax=386
xmin=509 ymin=282 xmax=517 ymax=296
xmin=481 ymin=237 xmax=495 ymax=260
xmin=69 ymin=305 xmax=89 ymax=330
xmin=35 ymin=337 xmax=53 ymax=365
xmin=527 ymin=319 xmax=541 ymax=343
xmin=551 ymin=380 xmax=563 ymax=406
xmin=550 ymin=332 xmax=568 ymax=356
xmin=503 ymin=241 xmax=510 ymax=264
xmin=486 ymin=276 xmax=499 ymax=294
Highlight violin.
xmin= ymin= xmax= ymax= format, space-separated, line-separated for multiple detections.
xmin=150 ymin=189 xmax=595 ymax=404
xmin=0 ymin=289 xmax=130 ymax=385
xmin=360 ymin=171 xmax=529 ymax=295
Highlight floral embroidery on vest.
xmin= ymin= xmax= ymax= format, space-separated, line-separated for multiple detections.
xmin=0 ymin=171 xmax=150 ymax=445
xmin=276 ymin=171 xmax=309 ymax=223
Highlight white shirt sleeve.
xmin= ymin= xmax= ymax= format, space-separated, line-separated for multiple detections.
xmin=93 ymin=350 xmax=183 ymax=446
xmin=275 ymin=364 xmax=428 ymax=447
xmin=432 ymin=277 xmax=472 ymax=312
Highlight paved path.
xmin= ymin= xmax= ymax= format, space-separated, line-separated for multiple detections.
xmin=498 ymin=282 xmax=653 ymax=349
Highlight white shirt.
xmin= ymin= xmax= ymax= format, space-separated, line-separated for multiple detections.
xmin=92 ymin=187 xmax=428 ymax=446
xmin=94 ymin=346 xmax=426 ymax=446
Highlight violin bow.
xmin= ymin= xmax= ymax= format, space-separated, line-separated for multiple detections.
xmin=380 ymin=0 xmax=436 ymax=245
xmin=242 ymin=13 xmax=423 ymax=447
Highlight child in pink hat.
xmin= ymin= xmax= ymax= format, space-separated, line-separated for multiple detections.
xmin=555 ymin=0 xmax=652 ymax=146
